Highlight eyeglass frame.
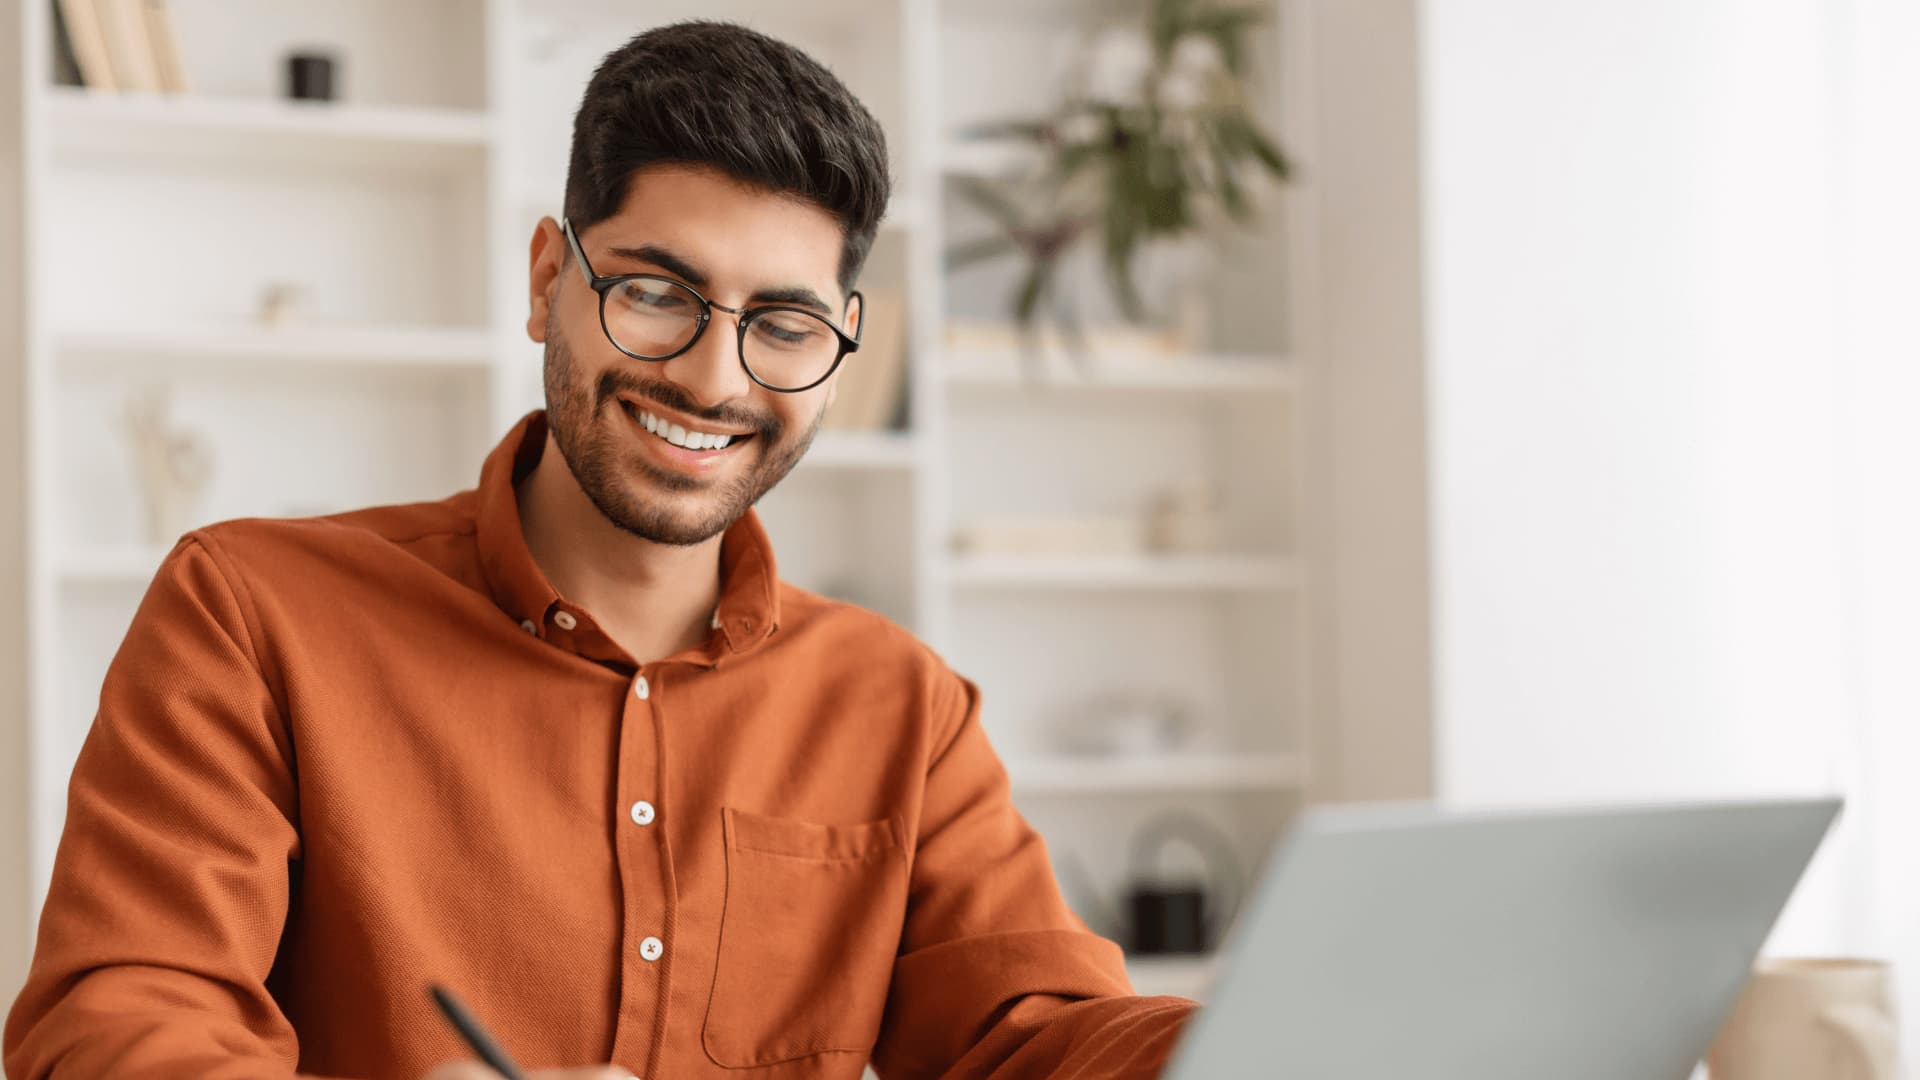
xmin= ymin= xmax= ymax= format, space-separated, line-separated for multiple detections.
xmin=560 ymin=217 xmax=863 ymax=394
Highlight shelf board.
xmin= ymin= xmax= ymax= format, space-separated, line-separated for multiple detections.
xmin=1125 ymin=954 xmax=1221 ymax=1000
xmin=800 ymin=430 xmax=919 ymax=471
xmin=1007 ymin=752 xmax=1308 ymax=794
xmin=55 ymin=324 xmax=496 ymax=375
xmin=42 ymin=87 xmax=493 ymax=174
xmin=941 ymin=349 xmax=1299 ymax=394
xmin=947 ymin=553 xmax=1301 ymax=591
xmin=513 ymin=184 xmax=930 ymax=232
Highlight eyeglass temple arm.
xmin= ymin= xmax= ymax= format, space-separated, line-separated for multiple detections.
xmin=561 ymin=218 xmax=595 ymax=286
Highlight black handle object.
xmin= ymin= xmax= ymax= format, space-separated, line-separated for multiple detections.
xmin=430 ymin=984 xmax=528 ymax=1080
xmin=1128 ymin=884 xmax=1210 ymax=954
xmin=287 ymin=52 xmax=337 ymax=101
xmin=1124 ymin=810 xmax=1244 ymax=954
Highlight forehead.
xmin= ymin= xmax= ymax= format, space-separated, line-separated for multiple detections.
xmin=601 ymin=165 xmax=846 ymax=297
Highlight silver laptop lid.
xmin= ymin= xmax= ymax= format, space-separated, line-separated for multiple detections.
xmin=1165 ymin=797 xmax=1841 ymax=1080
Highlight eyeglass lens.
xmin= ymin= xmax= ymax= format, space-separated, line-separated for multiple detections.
xmin=603 ymin=277 xmax=843 ymax=391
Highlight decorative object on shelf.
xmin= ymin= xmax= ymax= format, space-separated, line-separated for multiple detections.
xmin=1706 ymin=957 xmax=1904 ymax=1080
xmin=122 ymin=386 xmax=213 ymax=547
xmin=1145 ymin=479 xmax=1222 ymax=553
xmin=287 ymin=51 xmax=339 ymax=102
xmin=1050 ymin=689 xmax=1197 ymax=757
xmin=951 ymin=514 xmax=1145 ymax=557
xmin=1124 ymin=810 xmax=1242 ymax=955
xmin=141 ymin=0 xmax=189 ymax=94
xmin=54 ymin=0 xmax=185 ymax=93
xmin=944 ymin=0 xmax=1291 ymax=351
xmin=821 ymin=287 xmax=908 ymax=432
xmin=54 ymin=0 xmax=115 ymax=90
xmin=256 ymin=281 xmax=309 ymax=327
xmin=95 ymin=0 xmax=158 ymax=92
xmin=50 ymin=1 xmax=87 ymax=87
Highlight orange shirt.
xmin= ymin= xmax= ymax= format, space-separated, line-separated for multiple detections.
xmin=4 ymin=412 xmax=1196 ymax=1080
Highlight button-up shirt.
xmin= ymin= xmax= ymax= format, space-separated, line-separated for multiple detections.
xmin=4 ymin=412 xmax=1196 ymax=1080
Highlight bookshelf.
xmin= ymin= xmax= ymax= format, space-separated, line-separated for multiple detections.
xmin=3 ymin=0 xmax=1348 ymax=1010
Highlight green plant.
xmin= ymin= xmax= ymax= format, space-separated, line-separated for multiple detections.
xmin=946 ymin=0 xmax=1291 ymax=346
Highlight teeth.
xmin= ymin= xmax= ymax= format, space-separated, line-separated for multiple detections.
xmin=634 ymin=405 xmax=737 ymax=451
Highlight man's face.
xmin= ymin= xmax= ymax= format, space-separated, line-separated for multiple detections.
xmin=527 ymin=164 xmax=855 ymax=546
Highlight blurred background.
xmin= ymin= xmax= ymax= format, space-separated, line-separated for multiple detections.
xmin=0 ymin=0 xmax=1915 ymax=1054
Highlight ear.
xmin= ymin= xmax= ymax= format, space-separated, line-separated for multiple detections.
xmin=843 ymin=293 xmax=863 ymax=342
xmin=525 ymin=217 xmax=565 ymax=343
xmin=824 ymin=294 xmax=863 ymax=412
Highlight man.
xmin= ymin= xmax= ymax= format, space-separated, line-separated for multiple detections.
xmin=4 ymin=21 xmax=1197 ymax=1080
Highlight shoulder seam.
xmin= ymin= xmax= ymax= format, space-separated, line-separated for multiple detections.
xmin=185 ymin=530 xmax=292 ymax=725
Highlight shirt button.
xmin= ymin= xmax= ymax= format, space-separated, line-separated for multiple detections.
xmin=519 ymin=619 xmax=537 ymax=635
xmin=639 ymin=936 xmax=664 ymax=962
xmin=553 ymin=610 xmax=578 ymax=631
xmin=629 ymin=800 xmax=656 ymax=827
xmin=634 ymin=675 xmax=650 ymax=700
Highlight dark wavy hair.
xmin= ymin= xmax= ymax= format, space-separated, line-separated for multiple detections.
xmin=562 ymin=20 xmax=892 ymax=293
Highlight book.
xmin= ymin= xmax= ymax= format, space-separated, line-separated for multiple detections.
xmin=141 ymin=0 xmax=188 ymax=93
xmin=50 ymin=0 xmax=84 ymax=86
xmin=55 ymin=0 xmax=117 ymax=90
xmin=822 ymin=288 xmax=907 ymax=431
xmin=94 ymin=0 xmax=161 ymax=92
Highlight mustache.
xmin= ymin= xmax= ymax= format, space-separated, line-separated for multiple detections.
xmin=595 ymin=369 xmax=777 ymax=439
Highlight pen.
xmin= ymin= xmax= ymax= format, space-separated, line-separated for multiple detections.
xmin=429 ymin=983 xmax=528 ymax=1080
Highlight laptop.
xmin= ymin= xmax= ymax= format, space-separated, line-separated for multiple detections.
xmin=1162 ymin=797 xmax=1842 ymax=1080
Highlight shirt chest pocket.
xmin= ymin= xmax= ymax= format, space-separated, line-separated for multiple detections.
xmin=702 ymin=807 xmax=911 ymax=1070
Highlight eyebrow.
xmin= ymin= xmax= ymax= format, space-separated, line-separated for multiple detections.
xmin=603 ymin=242 xmax=836 ymax=315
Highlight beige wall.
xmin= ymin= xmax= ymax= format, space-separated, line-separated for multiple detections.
xmin=1 ymin=0 xmax=34 ymax=1007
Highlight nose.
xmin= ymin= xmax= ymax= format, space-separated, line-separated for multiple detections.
xmin=658 ymin=310 xmax=755 ymax=410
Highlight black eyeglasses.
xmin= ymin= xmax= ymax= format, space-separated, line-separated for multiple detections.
xmin=562 ymin=217 xmax=862 ymax=394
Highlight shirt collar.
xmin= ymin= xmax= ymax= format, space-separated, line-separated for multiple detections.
xmin=474 ymin=410 xmax=781 ymax=662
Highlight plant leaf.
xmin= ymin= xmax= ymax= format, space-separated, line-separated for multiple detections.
xmin=945 ymin=232 xmax=1024 ymax=270
xmin=954 ymin=117 xmax=1056 ymax=143
xmin=949 ymin=175 xmax=1031 ymax=233
xmin=1012 ymin=255 xmax=1058 ymax=326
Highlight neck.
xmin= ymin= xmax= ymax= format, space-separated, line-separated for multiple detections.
xmin=515 ymin=429 xmax=723 ymax=663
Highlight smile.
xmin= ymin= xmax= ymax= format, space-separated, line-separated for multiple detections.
xmin=620 ymin=399 xmax=755 ymax=453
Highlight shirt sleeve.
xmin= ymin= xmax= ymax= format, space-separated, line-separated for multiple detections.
xmin=870 ymin=667 xmax=1200 ymax=1080
xmin=2 ymin=536 xmax=345 ymax=1080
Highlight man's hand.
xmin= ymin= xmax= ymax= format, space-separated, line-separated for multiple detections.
xmin=422 ymin=1065 xmax=638 ymax=1080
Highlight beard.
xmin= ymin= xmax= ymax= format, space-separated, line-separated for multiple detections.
xmin=542 ymin=315 xmax=823 ymax=546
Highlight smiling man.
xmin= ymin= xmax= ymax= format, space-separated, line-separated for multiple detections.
xmin=3 ymin=20 xmax=1197 ymax=1080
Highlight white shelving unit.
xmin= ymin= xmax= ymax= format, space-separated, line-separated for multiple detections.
xmin=55 ymin=325 xmax=497 ymax=375
xmin=1006 ymin=752 xmax=1310 ymax=794
xmin=41 ymin=85 xmax=494 ymax=169
xmin=941 ymin=348 xmax=1302 ymax=394
xmin=5 ymin=0 xmax=1326 ymax=1004
xmin=946 ymin=553 xmax=1303 ymax=592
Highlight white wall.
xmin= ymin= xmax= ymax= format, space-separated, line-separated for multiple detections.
xmin=1835 ymin=0 xmax=1920 ymax=1051
xmin=1420 ymin=0 xmax=1913 ymax=1043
